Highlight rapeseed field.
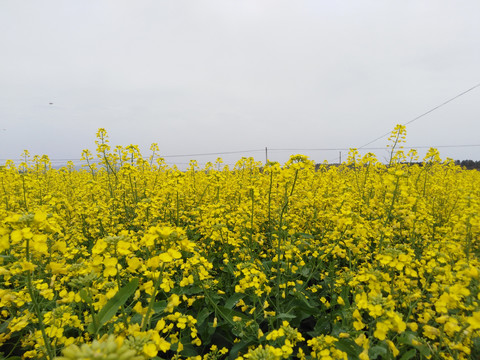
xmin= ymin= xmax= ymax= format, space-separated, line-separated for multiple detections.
xmin=0 ymin=126 xmax=479 ymax=359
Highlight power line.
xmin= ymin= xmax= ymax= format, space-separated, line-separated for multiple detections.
xmin=0 ymin=149 xmax=265 ymax=162
xmin=161 ymin=149 xmax=264 ymax=158
xmin=411 ymin=144 xmax=480 ymax=149
xmin=269 ymin=144 xmax=480 ymax=152
xmin=1 ymin=143 xmax=480 ymax=162
xmin=357 ymin=82 xmax=480 ymax=149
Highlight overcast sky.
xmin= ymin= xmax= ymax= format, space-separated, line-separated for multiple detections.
xmin=1 ymin=1 xmax=479 ymax=167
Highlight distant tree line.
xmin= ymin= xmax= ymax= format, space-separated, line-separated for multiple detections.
xmin=454 ymin=160 xmax=480 ymax=170
xmin=315 ymin=160 xmax=480 ymax=171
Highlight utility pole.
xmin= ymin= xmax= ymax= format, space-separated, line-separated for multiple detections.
xmin=339 ymin=151 xmax=342 ymax=164
xmin=265 ymin=147 xmax=268 ymax=164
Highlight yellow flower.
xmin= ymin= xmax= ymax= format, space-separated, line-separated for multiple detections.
xmin=423 ymin=325 xmax=440 ymax=340
xmin=179 ymin=275 xmax=194 ymax=287
xmin=19 ymin=260 xmax=35 ymax=272
xmin=92 ymin=238 xmax=108 ymax=255
xmin=0 ymin=234 xmax=10 ymax=251
xmin=103 ymin=259 xmax=117 ymax=277
xmin=359 ymin=349 xmax=369 ymax=360
xmin=143 ymin=343 xmax=157 ymax=357
xmin=157 ymin=227 xmax=174 ymax=239
xmin=143 ymin=280 xmax=154 ymax=295
xmin=166 ymin=294 xmax=181 ymax=313
xmin=133 ymin=301 xmax=147 ymax=315
xmin=127 ymin=257 xmax=142 ymax=272
xmin=386 ymin=340 xmax=399 ymax=357
xmin=155 ymin=318 xmax=166 ymax=331
xmin=31 ymin=234 xmax=48 ymax=255
xmin=33 ymin=211 xmax=47 ymax=223
xmin=116 ymin=240 xmax=131 ymax=256
xmin=373 ymin=321 xmax=390 ymax=340
xmin=167 ymin=248 xmax=182 ymax=259
xmin=158 ymin=252 xmax=173 ymax=263
xmin=408 ymin=322 xmax=418 ymax=331
xmin=47 ymin=261 xmax=67 ymax=275
xmin=8 ymin=317 xmax=29 ymax=332
xmin=467 ymin=311 xmax=480 ymax=330
xmin=10 ymin=230 xmax=23 ymax=244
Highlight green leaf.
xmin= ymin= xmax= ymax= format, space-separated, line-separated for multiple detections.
xmin=196 ymin=308 xmax=212 ymax=327
xmin=228 ymin=340 xmax=255 ymax=360
xmin=415 ymin=343 xmax=431 ymax=357
xmin=294 ymin=291 xmax=316 ymax=308
xmin=299 ymin=266 xmax=312 ymax=277
xmin=472 ymin=337 xmax=480 ymax=358
xmin=291 ymin=298 xmax=318 ymax=316
xmin=0 ymin=318 xmax=10 ymax=334
xmin=130 ymin=313 xmax=142 ymax=325
xmin=340 ymin=287 xmax=351 ymax=306
xmin=400 ymin=349 xmax=417 ymax=360
xmin=398 ymin=332 xmax=430 ymax=356
xmin=217 ymin=306 xmax=250 ymax=322
xmin=179 ymin=285 xmax=203 ymax=296
xmin=180 ymin=341 xmax=198 ymax=356
xmin=153 ymin=300 xmax=167 ymax=313
xmin=224 ymin=293 xmax=245 ymax=309
xmin=308 ymin=314 xmax=331 ymax=336
xmin=335 ymin=339 xmax=361 ymax=358
xmin=369 ymin=345 xmax=388 ymax=359
xmin=397 ymin=331 xmax=416 ymax=345
xmin=87 ymin=321 xmax=96 ymax=334
xmin=276 ymin=312 xmax=297 ymax=320
xmin=95 ymin=278 xmax=139 ymax=332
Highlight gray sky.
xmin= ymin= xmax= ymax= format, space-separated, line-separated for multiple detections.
xmin=1 ymin=0 xmax=480 ymax=167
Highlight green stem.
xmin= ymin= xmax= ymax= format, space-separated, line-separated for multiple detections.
xmin=21 ymin=174 xmax=28 ymax=211
xmin=25 ymin=237 xmax=54 ymax=359
xmin=388 ymin=134 xmax=400 ymax=167
xmin=176 ymin=188 xmax=180 ymax=226
xmin=267 ymin=171 xmax=273 ymax=246
xmin=1 ymin=176 xmax=9 ymax=211
xmin=194 ymin=268 xmax=237 ymax=328
xmin=275 ymin=169 xmax=299 ymax=316
xmin=114 ymin=248 xmax=129 ymax=329
xmin=249 ymin=188 xmax=255 ymax=250
xmin=141 ymin=265 xmax=165 ymax=331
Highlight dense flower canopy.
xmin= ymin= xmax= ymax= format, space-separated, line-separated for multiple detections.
xmin=0 ymin=127 xmax=479 ymax=359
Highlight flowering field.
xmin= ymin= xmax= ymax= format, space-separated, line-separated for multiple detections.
xmin=1 ymin=127 xmax=479 ymax=360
